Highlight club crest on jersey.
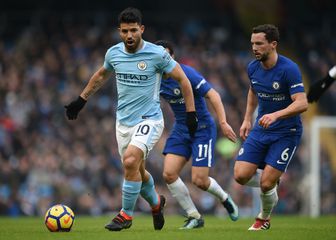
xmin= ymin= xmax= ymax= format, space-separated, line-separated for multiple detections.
xmin=137 ymin=61 xmax=147 ymax=71
xmin=272 ymin=81 xmax=280 ymax=90
xmin=173 ymin=88 xmax=181 ymax=95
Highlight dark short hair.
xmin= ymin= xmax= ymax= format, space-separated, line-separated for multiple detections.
xmin=252 ymin=24 xmax=279 ymax=43
xmin=154 ymin=40 xmax=174 ymax=56
xmin=118 ymin=7 xmax=142 ymax=25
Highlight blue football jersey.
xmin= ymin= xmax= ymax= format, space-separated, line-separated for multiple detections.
xmin=248 ymin=55 xmax=305 ymax=134
xmin=160 ymin=64 xmax=212 ymax=127
xmin=161 ymin=64 xmax=217 ymax=166
xmin=103 ymin=41 xmax=177 ymax=126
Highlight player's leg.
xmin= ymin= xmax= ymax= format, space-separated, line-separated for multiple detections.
xmin=162 ymin=127 xmax=204 ymax=229
xmin=249 ymin=134 xmax=300 ymax=231
xmin=234 ymin=134 xmax=266 ymax=187
xmin=191 ymin=166 xmax=238 ymax=221
xmin=132 ymin=119 xmax=165 ymax=230
xmin=248 ymin=165 xmax=281 ymax=231
xmin=139 ymin=162 xmax=166 ymax=230
xmin=163 ymin=153 xmax=204 ymax=229
xmin=106 ymin=119 xmax=164 ymax=231
xmin=191 ymin=125 xmax=238 ymax=221
xmin=234 ymin=161 xmax=260 ymax=187
xmin=105 ymin=144 xmax=143 ymax=231
xmin=105 ymin=121 xmax=137 ymax=231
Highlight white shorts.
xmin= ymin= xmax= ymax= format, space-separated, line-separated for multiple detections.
xmin=116 ymin=119 xmax=164 ymax=160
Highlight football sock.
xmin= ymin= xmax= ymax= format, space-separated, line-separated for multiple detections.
xmin=259 ymin=186 xmax=278 ymax=219
xmin=140 ymin=174 xmax=159 ymax=208
xmin=206 ymin=177 xmax=228 ymax=202
xmin=167 ymin=177 xmax=201 ymax=219
xmin=245 ymin=171 xmax=261 ymax=187
xmin=121 ymin=179 xmax=142 ymax=217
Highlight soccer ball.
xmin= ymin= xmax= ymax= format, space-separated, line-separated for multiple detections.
xmin=44 ymin=204 xmax=75 ymax=232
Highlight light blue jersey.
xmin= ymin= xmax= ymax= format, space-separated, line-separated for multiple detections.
xmin=104 ymin=41 xmax=177 ymax=126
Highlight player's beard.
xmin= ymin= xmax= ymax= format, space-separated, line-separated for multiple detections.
xmin=255 ymin=52 xmax=269 ymax=62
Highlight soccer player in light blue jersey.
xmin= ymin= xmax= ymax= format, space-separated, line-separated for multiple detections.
xmin=234 ymin=24 xmax=308 ymax=230
xmin=65 ymin=7 xmax=197 ymax=231
xmin=155 ymin=40 xmax=239 ymax=229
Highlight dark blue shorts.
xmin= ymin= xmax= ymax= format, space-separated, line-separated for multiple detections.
xmin=163 ymin=123 xmax=217 ymax=167
xmin=236 ymin=130 xmax=302 ymax=172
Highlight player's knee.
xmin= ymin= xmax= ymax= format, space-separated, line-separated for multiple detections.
xmin=122 ymin=154 xmax=138 ymax=172
xmin=162 ymin=170 xmax=178 ymax=184
xmin=234 ymin=167 xmax=249 ymax=185
xmin=192 ymin=176 xmax=208 ymax=190
xmin=260 ymin=180 xmax=276 ymax=193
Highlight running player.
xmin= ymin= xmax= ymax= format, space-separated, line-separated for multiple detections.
xmin=156 ymin=40 xmax=239 ymax=229
xmin=65 ymin=8 xmax=197 ymax=231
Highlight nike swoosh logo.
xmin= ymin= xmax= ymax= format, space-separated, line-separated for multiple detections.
xmin=276 ymin=160 xmax=287 ymax=165
xmin=64 ymin=215 xmax=71 ymax=224
xmin=195 ymin=157 xmax=205 ymax=162
xmin=251 ymin=81 xmax=258 ymax=84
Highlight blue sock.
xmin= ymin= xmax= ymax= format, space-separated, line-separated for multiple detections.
xmin=121 ymin=180 xmax=142 ymax=216
xmin=140 ymin=174 xmax=159 ymax=207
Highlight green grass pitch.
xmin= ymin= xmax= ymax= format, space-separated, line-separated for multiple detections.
xmin=1 ymin=215 xmax=335 ymax=240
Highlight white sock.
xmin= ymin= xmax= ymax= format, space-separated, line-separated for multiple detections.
xmin=329 ymin=66 xmax=336 ymax=79
xmin=259 ymin=186 xmax=278 ymax=219
xmin=167 ymin=177 xmax=201 ymax=219
xmin=245 ymin=171 xmax=261 ymax=187
xmin=206 ymin=177 xmax=228 ymax=202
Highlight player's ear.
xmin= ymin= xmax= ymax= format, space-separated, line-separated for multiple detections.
xmin=271 ymin=41 xmax=277 ymax=49
xmin=140 ymin=25 xmax=145 ymax=33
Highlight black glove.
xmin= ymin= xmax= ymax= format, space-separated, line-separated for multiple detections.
xmin=186 ymin=111 xmax=198 ymax=137
xmin=307 ymin=74 xmax=335 ymax=103
xmin=64 ymin=96 xmax=87 ymax=120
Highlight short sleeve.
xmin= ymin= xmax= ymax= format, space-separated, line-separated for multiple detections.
xmin=183 ymin=65 xmax=212 ymax=96
xmin=156 ymin=46 xmax=177 ymax=74
xmin=286 ymin=64 xmax=305 ymax=95
xmin=103 ymin=49 xmax=114 ymax=72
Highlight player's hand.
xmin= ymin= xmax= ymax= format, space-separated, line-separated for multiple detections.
xmin=239 ymin=120 xmax=252 ymax=141
xmin=258 ymin=113 xmax=277 ymax=129
xmin=186 ymin=111 xmax=198 ymax=137
xmin=220 ymin=122 xmax=237 ymax=143
xmin=64 ymin=96 xmax=87 ymax=120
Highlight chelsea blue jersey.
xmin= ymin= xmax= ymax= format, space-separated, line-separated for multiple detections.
xmin=248 ymin=55 xmax=305 ymax=134
xmin=103 ymin=41 xmax=176 ymax=126
xmin=160 ymin=64 xmax=212 ymax=128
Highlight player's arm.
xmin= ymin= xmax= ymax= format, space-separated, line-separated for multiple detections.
xmin=167 ymin=63 xmax=195 ymax=112
xmin=307 ymin=66 xmax=336 ymax=103
xmin=166 ymin=63 xmax=197 ymax=136
xmin=205 ymin=89 xmax=237 ymax=142
xmin=80 ymin=67 xmax=112 ymax=100
xmin=65 ymin=67 xmax=112 ymax=120
xmin=258 ymin=92 xmax=308 ymax=128
xmin=240 ymin=87 xmax=258 ymax=140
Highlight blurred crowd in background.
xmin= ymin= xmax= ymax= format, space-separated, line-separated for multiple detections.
xmin=0 ymin=0 xmax=335 ymax=217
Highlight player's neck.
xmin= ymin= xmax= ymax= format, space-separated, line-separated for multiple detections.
xmin=261 ymin=52 xmax=278 ymax=70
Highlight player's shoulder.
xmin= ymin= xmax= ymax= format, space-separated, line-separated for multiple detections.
xmin=143 ymin=41 xmax=166 ymax=55
xmin=247 ymin=59 xmax=260 ymax=75
xmin=180 ymin=63 xmax=197 ymax=73
xmin=278 ymin=55 xmax=300 ymax=71
xmin=105 ymin=42 xmax=124 ymax=57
